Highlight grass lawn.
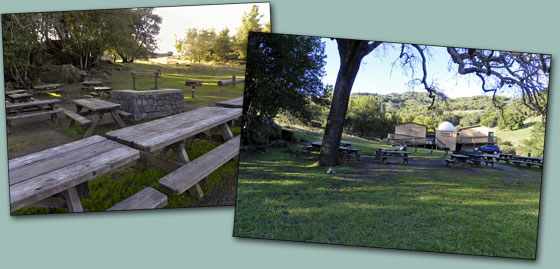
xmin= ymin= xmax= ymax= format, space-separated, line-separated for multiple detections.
xmin=105 ymin=61 xmax=245 ymax=105
xmin=233 ymin=128 xmax=541 ymax=259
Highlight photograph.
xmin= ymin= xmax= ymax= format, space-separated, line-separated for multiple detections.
xmin=3 ymin=2 xmax=270 ymax=215
xmin=233 ymin=32 xmax=549 ymax=259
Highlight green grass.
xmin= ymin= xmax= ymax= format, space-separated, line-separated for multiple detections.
xmin=233 ymin=128 xmax=541 ymax=259
xmin=105 ymin=61 xmax=245 ymax=105
xmin=498 ymin=117 xmax=539 ymax=151
xmin=13 ymin=139 xmax=239 ymax=215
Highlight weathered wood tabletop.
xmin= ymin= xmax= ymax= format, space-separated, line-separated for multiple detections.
xmin=7 ymin=93 xmax=33 ymax=103
xmin=106 ymin=106 xmax=241 ymax=173
xmin=32 ymin=84 xmax=63 ymax=93
xmin=73 ymin=98 xmax=126 ymax=138
xmin=9 ymin=135 xmax=140 ymax=213
xmin=215 ymin=97 xmax=244 ymax=108
xmin=106 ymin=106 xmax=242 ymax=152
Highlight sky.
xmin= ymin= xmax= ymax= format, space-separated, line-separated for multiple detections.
xmin=322 ymin=38 xmax=518 ymax=99
xmin=152 ymin=2 xmax=270 ymax=55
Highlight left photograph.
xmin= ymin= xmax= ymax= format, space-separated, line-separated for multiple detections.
xmin=2 ymin=2 xmax=270 ymax=215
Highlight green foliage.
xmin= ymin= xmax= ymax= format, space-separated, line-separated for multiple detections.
xmin=521 ymin=121 xmax=546 ymax=157
xmin=344 ymin=95 xmax=396 ymax=138
xmin=234 ymin=5 xmax=269 ymax=60
xmin=498 ymin=140 xmax=517 ymax=155
xmin=1 ymin=13 xmax=42 ymax=86
xmin=244 ymin=32 xmax=328 ymax=121
xmin=213 ymin=28 xmax=234 ymax=62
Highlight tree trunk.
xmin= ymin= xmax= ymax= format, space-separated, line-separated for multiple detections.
xmin=319 ymin=40 xmax=375 ymax=166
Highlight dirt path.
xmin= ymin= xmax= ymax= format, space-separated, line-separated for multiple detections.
xmin=345 ymin=155 xmax=542 ymax=182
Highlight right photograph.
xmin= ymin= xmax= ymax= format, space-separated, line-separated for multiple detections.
xmin=233 ymin=32 xmax=549 ymax=259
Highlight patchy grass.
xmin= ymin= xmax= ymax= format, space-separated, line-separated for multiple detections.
xmin=233 ymin=129 xmax=541 ymax=259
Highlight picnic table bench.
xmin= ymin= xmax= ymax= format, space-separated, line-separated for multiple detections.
xmin=9 ymin=135 xmax=140 ymax=213
xmin=72 ymin=98 xmax=127 ymax=138
xmin=5 ymin=99 xmax=62 ymax=127
xmin=379 ymin=150 xmax=410 ymax=165
xmin=106 ymin=106 xmax=242 ymax=199
xmin=512 ymin=160 xmax=543 ymax=168
xmin=107 ymin=187 xmax=168 ymax=211
xmin=216 ymin=97 xmax=244 ymax=108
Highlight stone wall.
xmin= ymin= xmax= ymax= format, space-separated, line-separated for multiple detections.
xmin=112 ymin=89 xmax=184 ymax=121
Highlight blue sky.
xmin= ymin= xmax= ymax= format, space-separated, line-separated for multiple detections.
xmin=322 ymin=38 xmax=510 ymax=99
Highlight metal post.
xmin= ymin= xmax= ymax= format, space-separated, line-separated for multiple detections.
xmin=132 ymin=71 xmax=136 ymax=90
xmin=192 ymin=86 xmax=195 ymax=98
xmin=232 ymin=75 xmax=236 ymax=87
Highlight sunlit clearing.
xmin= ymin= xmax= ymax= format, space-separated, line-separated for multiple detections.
xmin=246 ymin=180 xmax=306 ymax=186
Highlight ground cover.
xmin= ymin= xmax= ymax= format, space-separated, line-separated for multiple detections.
xmin=233 ymin=128 xmax=542 ymax=259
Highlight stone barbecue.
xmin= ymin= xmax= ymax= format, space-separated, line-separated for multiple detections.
xmin=111 ymin=89 xmax=184 ymax=121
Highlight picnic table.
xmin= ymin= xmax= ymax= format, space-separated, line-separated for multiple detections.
xmin=9 ymin=135 xmax=140 ymax=213
xmin=379 ymin=150 xmax=410 ymax=165
xmin=216 ymin=97 xmax=244 ymax=108
xmin=73 ymin=98 xmax=127 ymax=138
xmin=5 ymin=99 xmax=62 ymax=127
xmin=32 ymin=84 xmax=63 ymax=94
xmin=106 ymin=106 xmax=242 ymax=198
xmin=306 ymin=142 xmax=359 ymax=160
xmin=7 ymin=93 xmax=33 ymax=103
xmin=81 ymin=80 xmax=104 ymax=90
xmin=91 ymin=86 xmax=113 ymax=98
xmin=511 ymin=155 xmax=544 ymax=168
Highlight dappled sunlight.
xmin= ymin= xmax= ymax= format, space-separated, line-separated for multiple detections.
xmin=244 ymin=180 xmax=307 ymax=186
xmin=47 ymin=92 xmax=62 ymax=97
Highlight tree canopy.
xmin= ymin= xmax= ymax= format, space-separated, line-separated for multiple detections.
xmin=243 ymin=32 xmax=328 ymax=121
xmin=2 ymin=8 xmax=162 ymax=85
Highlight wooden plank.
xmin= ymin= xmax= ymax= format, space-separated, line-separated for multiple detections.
xmin=9 ymin=139 xmax=119 ymax=185
xmin=107 ymin=187 xmax=167 ymax=211
xmin=139 ymin=151 xmax=184 ymax=173
xmin=5 ymin=99 xmax=60 ymax=109
xmin=6 ymin=110 xmax=62 ymax=121
xmin=9 ymin=135 xmax=106 ymax=169
xmin=187 ymin=184 xmax=204 ymax=199
xmin=5 ymin=90 xmax=26 ymax=95
xmin=73 ymin=98 xmax=120 ymax=112
xmin=217 ymin=78 xmax=245 ymax=86
xmin=159 ymin=136 xmax=240 ymax=195
xmin=219 ymin=123 xmax=234 ymax=141
xmin=134 ymin=108 xmax=241 ymax=152
xmin=215 ymin=97 xmax=243 ymax=108
xmin=61 ymin=187 xmax=84 ymax=212
xmin=63 ymin=110 xmax=92 ymax=126
xmin=83 ymin=113 xmax=101 ymax=138
xmin=106 ymin=107 xmax=241 ymax=152
xmin=10 ymin=146 xmax=140 ymax=212
xmin=110 ymin=110 xmax=127 ymax=128
xmin=106 ymin=106 xmax=221 ymax=141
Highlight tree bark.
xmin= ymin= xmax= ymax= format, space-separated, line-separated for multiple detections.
xmin=319 ymin=40 xmax=379 ymax=166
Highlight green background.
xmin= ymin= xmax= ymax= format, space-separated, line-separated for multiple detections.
xmin=0 ymin=0 xmax=557 ymax=267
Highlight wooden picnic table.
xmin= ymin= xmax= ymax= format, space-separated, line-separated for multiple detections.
xmin=91 ymin=86 xmax=113 ymax=98
xmin=216 ymin=97 xmax=244 ymax=108
xmin=106 ymin=106 xmax=241 ymax=168
xmin=106 ymin=106 xmax=242 ymax=198
xmin=379 ymin=150 xmax=410 ymax=164
xmin=81 ymin=80 xmax=104 ymax=88
xmin=5 ymin=99 xmax=62 ymax=127
xmin=73 ymin=98 xmax=127 ymax=138
xmin=7 ymin=93 xmax=33 ymax=103
xmin=32 ymin=84 xmax=63 ymax=94
xmin=9 ymin=135 xmax=140 ymax=213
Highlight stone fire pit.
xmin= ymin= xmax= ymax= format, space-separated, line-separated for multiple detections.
xmin=111 ymin=89 xmax=184 ymax=121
